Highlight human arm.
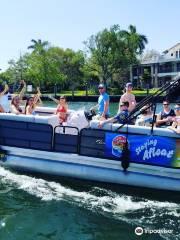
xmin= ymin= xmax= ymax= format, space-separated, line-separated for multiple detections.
xmin=19 ymin=80 xmax=26 ymax=100
xmin=156 ymin=113 xmax=173 ymax=126
xmin=0 ymin=84 xmax=9 ymax=96
xmin=11 ymin=104 xmax=21 ymax=115
xmin=101 ymin=100 xmax=109 ymax=118
xmin=33 ymin=87 xmax=42 ymax=106
xmin=98 ymin=117 xmax=115 ymax=128
xmin=48 ymin=95 xmax=59 ymax=104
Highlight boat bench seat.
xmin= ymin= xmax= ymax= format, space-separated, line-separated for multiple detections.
xmin=90 ymin=120 xmax=179 ymax=138
xmin=0 ymin=113 xmax=60 ymax=151
xmin=0 ymin=113 xmax=59 ymax=128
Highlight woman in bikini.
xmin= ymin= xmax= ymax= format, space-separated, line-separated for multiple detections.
xmin=49 ymin=95 xmax=68 ymax=123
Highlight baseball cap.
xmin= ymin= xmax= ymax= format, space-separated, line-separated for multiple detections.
xmin=125 ymin=82 xmax=133 ymax=88
xmin=98 ymin=83 xmax=105 ymax=89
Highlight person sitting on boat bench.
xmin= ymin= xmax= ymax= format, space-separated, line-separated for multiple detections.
xmin=90 ymin=83 xmax=109 ymax=120
xmin=25 ymin=87 xmax=41 ymax=115
xmin=168 ymin=103 xmax=180 ymax=134
xmin=0 ymin=82 xmax=11 ymax=113
xmin=49 ymin=95 xmax=68 ymax=123
xmin=135 ymin=105 xmax=153 ymax=127
xmin=11 ymin=80 xmax=26 ymax=114
xmin=156 ymin=100 xmax=175 ymax=128
xmin=98 ymin=101 xmax=129 ymax=128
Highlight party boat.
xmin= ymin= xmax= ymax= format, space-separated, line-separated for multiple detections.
xmin=0 ymin=78 xmax=180 ymax=192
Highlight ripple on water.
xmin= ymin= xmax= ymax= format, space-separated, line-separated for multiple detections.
xmin=0 ymin=166 xmax=180 ymax=240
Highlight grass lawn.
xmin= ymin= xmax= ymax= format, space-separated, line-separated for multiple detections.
xmin=51 ymin=89 xmax=164 ymax=97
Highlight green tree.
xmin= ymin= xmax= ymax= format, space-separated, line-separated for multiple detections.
xmin=28 ymin=39 xmax=49 ymax=86
xmin=140 ymin=68 xmax=151 ymax=95
xmin=121 ymin=25 xmax=148 ymax=56
xmin=84 ymin=25 xmax=132 ymax=86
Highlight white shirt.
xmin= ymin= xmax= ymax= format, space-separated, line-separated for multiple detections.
xmin=0 ymin=93 xmax=11 ymax=112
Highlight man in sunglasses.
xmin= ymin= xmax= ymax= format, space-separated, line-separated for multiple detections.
xmin=91 ymin=83 xmax=109 ymax=120
xmin=156 ymin=100 xmax=175 ymax=127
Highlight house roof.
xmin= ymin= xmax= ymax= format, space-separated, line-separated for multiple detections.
xmin=163 ymin=43 xmax=180 ymax=54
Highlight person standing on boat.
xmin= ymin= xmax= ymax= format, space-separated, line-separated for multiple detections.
xmin=168 ymin=103 xmax=180 ymax=134
xmin=0 ymin=83 xmax=11 ymax=113
xmin=156 ymin=100 xmax=175 ymax=127
xmin=11 ymin=80 xmax=26 ymax=114
xmin=91 ymin=83 xmax=109 ymax=120
xmin=98 ymin=101 xmax=129 ymax=128
xmin=119 ymin=82 xmax=136 ymax=112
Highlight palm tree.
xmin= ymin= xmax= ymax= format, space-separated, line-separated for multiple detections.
xmin=28 ymin=39 xmax=49 ymax=54
xmin=28 ymin=39 xmax=49 ymax=86
xmin=121 ymin=25 xmax=148 ymax=55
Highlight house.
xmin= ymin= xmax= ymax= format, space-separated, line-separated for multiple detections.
xmin=131 ymin=43 xmax=180 ymax=87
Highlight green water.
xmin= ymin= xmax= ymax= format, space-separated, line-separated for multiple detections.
xmin=0 ymin=102 xmax=179 ymax=240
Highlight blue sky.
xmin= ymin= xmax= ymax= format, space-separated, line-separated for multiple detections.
xmin=0 ymin=0 xmax=179 ymax=71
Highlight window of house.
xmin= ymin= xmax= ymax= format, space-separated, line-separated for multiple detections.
xmin=176 ymin=51 xmax=178 ymax=58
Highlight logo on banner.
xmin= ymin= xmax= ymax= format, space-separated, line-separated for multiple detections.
xmin=112 ymin=135 xmax=128 ymax=157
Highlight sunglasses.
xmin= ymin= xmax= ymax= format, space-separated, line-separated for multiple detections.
xmin=98 ymin=87 xmax=104 ymax=89
xmin=163 ymin=104 xmax=169 ymax=106
xmin=175 ymin=107 xmax=180 ymax=110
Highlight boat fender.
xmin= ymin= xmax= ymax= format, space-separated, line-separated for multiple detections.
xmin=120 ymin=143 xmax=130 ymax=171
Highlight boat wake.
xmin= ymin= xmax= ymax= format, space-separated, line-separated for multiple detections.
xmin=0 ymin=166 xmax=180 ymax=239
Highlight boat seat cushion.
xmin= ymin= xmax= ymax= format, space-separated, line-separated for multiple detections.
xmin=0 ymin=113 xmax=59 ymax=128
xmin=90 ymin=120 xmax=179 ymax=138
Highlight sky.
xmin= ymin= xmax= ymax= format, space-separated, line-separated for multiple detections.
xmin=0 ymin=0 xmax=180 ymax=71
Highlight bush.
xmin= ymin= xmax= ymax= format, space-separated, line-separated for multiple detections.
xmin=108 ymin=87 xmax=122 ymax=95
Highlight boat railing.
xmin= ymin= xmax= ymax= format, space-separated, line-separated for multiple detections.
xmin=117 ymin=75 xmax=180 ymax=131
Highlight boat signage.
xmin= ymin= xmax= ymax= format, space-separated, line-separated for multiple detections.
xmin=105 ymin=133 xmax=180 ymax=167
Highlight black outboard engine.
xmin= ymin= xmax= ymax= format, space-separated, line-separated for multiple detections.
xmin=84 ymin=109 xmax=96 ymax=121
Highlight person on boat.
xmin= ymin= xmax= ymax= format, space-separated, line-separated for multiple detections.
xmin=49 ymin=95 xmax=68 ymax=123
xmin=25 ymin=87 xmax=41 ymax=115
xmin=11 ymin=80 xmax=26 ymax=114
xmin=119 ymin=82 xmax=136 ymax=112
xmin=156 ymin=100 xmax=175 ymax=128
xmin=135 ymin=105 xmax=153 ymax=127
xmin=0 ymin=83 xmax=11 ymax=113
xmin=168 ymin=103 xmax=180 ymax=134
xmin=91 ymin=83 xmax=109 ymax=120
xmin=98 ymin=101 xmax=129 ymax=128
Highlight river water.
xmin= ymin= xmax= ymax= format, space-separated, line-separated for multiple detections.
xmin=0 ymin=102 xmax=179 ymax=240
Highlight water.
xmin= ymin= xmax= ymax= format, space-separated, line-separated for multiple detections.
xmin=0 ymin=101 xmax=179 ymax=240
xmin=45 ymin=101 xmax=173 ymax=115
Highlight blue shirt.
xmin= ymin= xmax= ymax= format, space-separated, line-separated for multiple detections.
xmin=114 ymin=110 xmax=129 ymax=124
xmin=98 ymin=93 xmax=109 ymax=115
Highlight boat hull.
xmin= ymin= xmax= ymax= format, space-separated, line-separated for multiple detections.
xmin=1 ymin=146 xmax=180 ymax=192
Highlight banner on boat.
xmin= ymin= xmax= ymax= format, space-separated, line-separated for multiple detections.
xmin=105 ymin=133 xmax=180 ymax=167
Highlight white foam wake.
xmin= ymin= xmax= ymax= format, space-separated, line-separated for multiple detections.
xmin=0 ymin=166 xmax=179 ymax=213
